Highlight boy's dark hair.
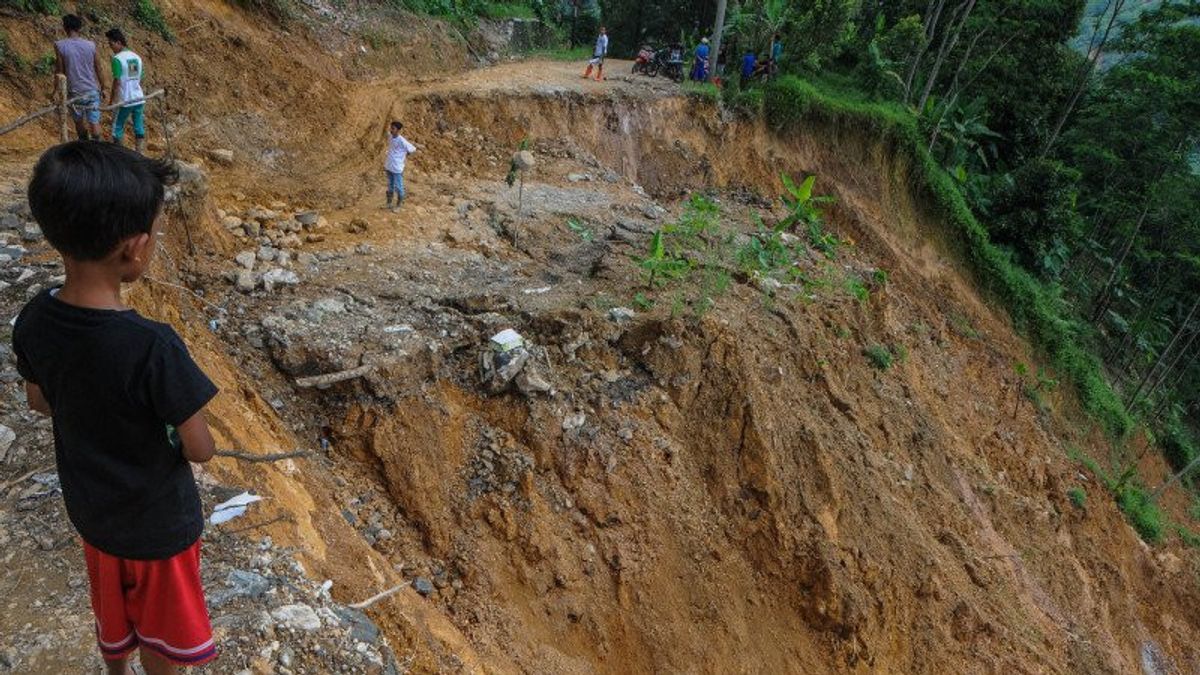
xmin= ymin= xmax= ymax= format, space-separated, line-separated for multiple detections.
xmin=28 ymin=142 xmax=178 ymax=261
xmin=105 ymin=28 xmax=127 ymax=46
xmin=390 ymin=120 xmax=403 ymax=130
xmin=62 ymin=14 xmax=84 ymax=32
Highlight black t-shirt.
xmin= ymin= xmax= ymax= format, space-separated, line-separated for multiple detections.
xmin=12 ymin=289 xmax=218 ymax=560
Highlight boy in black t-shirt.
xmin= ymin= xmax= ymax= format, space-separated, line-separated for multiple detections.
xmin=13 ymin=141 xmax=219 ymax=673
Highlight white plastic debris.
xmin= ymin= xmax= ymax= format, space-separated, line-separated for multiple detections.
xmin=211 ymin=491 xmax=264 ymax=525
xmin=489 ymin=328 xmax=525 ymax=353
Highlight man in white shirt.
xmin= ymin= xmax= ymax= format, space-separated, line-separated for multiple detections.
xmin=582 ymin=27 xmax=608 ymax=82
xmin=105 ymin=28 xmax=147 ymax=154
xmin=384 ymin=120 xmax=417 ymax=212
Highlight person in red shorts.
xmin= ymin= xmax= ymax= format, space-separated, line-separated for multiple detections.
xmin=12 ymin=141 xmax=219 ymax=674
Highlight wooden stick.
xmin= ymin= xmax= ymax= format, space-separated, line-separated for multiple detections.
xmin=0 ymin=465 xmax=54 ymax=493
xmin=224 ymin=514 xmax=288 ymax=534
xmin=57 ymin=74 xmax=68 ymax=142
xmin=96 ymin=89 xmax=165 ymax=112
xmin=214 ymin=449 xmax=312 ymax=462
xmin=348 ymin=582 xmax=411 ymax=609
xmin=294 ymin=364 xmax=374 ymax=388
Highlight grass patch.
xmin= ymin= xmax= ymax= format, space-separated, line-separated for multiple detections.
xmin=4 ymin=0 xmax=60 ymax=13
xmin=681 ymin=81 xmax=720 ymax=102
xmin=864 ymin=344 xmax=893 ymax=370
xmin=480 ymin=1 xmax=535 ymax=19
xmin=762 ymin=75 xmax=1133 ymax=438
xmin=133 ymin=0 xmax=173 ymax=41
xmin=525 ymin=45 xmax=590 ymax=61
xmin=1068 ymin=486 xmax=1086 ymax=509
xmin=1115 ymin=483 xmax=1164 ymax=544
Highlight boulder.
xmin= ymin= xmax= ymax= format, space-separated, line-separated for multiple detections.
xmin=208 ymin=149 xmax=235 ymax=166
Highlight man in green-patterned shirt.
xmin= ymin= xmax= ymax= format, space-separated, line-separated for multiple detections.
xmin=105 ymin=28 xmax=146 ymax=154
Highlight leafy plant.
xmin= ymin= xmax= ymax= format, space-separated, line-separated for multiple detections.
xmin=31 ymin=51 xmax=54 ymax=76
xmin=5 ymin=0 xmax=60 ymax=13
xmin=133 ymin=0 xmax=174 ymax=41
xmin=845 ymin=277 xmax=869 ymax=303
xmin=864 ymin=344 xmax=893 ymax=370
xmin=1068 ymin=486 xmax=1086 ymax=509
xmin=778 ymin=173 xmax=835 ymax=233
xmin=637 ymin=231 xmax=690 ymax=289
xmin=632 ymin=292 xmax=654 ymax=310
xmin=1116 ymin=483 xmax=1164 ymax=544
xmin=566 ymin=218 xmax=593 ymax=241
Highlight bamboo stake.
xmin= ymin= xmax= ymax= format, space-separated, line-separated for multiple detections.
xmin=214 ymin=449 xmax=312 ymax=462
xmin=348 ymin=582 xmax=411 ymax=609
xmin=294 ymin=364 xmax=374 ymax=388
xmin=57 ymin=74 xmax=68 ymax=142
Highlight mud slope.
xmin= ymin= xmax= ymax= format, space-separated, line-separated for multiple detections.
xmin=0 ymin=5 xmax=1197 ymax=672
xmin=260 ymin=85 xmax=1199 ymax=674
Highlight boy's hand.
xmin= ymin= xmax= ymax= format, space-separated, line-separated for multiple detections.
xmin=25 ymin=382 xmax=51 ymax=415
xmin=177 ymin=409 xmax=216 ymax=463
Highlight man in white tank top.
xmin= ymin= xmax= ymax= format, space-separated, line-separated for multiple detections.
xmin=54 ymin=14 xmax=105 ymax=141
xmin=105 ymin=28 xmax=147 ymax=154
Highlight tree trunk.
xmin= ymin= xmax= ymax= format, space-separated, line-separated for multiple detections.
xmin=1150 ymin=452 xmax=1200 ymax=503
xmin=916 ymin=0 xmax=977 ymax=115
xmin=904 ymin=0 xmax=947 ymax=103
xmin=1090 ymin=200 xmax=1150 ymax=324
xmin=1150 ymin=346 xmax=1200 ymax=425
xmin=1125 ymin=295 xmax=1200 ymax=413
xmin=1039 ymin=0 xmax=1129 ymax=159
xmin=1143 ymin=323 xmax=1200 ymax=408
xmin=709 ymin=0 xmax=728 ymax=82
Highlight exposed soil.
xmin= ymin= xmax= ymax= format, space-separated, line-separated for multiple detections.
xmin=1 ymin=3 xmax=1199 ymax=674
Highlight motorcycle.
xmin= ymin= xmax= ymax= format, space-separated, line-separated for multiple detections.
xmin=632 ymin=46 xmax=656 ymax=75
xmin=651 ymin=46 xmax=685 ymax=82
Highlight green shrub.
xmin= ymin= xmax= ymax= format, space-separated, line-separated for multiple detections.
xmin=480 ymin=0 xmax=534 ymax=18
xmin=1067 ymin=486 xmax=1086 ymax=509
xmin=133 ymin=0 xmax=173 ymax=41
xmin=864 ymin=344 xmax=893 ymax=370
xmin=31 ymin=51 xmax=54 ymax=75
xmin=682 ymin=82 xmax=720 ymax=102
xmin=762 ymin=75 xmax=1133 ymax=439
xmin=4 ymin=0 xmax=60 ymax=13
xmin=1115 ymin=483 xmax=1164 ymax=544
xmin=1174 ymin=525 xmax=1200 ymax=549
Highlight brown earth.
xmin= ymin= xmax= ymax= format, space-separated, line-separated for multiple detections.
xmin=1 ymin=2 xmax=1199 ymax=674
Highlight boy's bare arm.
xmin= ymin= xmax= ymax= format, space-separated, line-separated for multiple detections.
xmin=25 ymin=382 xmax=51 ymax=415
xmin=177 ymin=409 xmax=216 ymax=463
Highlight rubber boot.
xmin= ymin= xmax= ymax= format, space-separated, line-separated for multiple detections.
xmin=582 ymin=64 xmax=593 ymax=79
xmin=594 ymin=64 xmax=604 ymax=81
xmin=135 ymin=137 xmax=146 ymax=155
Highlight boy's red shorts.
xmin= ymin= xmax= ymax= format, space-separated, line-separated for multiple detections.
xmin=83 ymin=539 xmax=217 ymax=666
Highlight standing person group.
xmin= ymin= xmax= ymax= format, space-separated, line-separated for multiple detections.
xmin=582 ymin=26 xmax=609 ymax=81
xmin=53 ymin=15 xmax=149 ymax=153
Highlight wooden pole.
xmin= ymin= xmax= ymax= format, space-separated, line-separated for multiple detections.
xmin=158 ymin=88 xmax=175 ymax=159
xmin=56 ymin=74 xmax=68 ymax=142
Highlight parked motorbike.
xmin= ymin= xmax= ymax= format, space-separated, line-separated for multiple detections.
xmin=652 ymin=46 xmax=685 ymax=82
xmin=632 ymin=46 xmax=656 ymax=75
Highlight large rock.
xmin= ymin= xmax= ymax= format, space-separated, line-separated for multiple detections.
xmin=235 ymin=269 xmax=257 ymax=293
xmin=261 ymin=268 xmax=300 ymax=292
xmin=513 ymin=150 xmax=536 ymax=171
xmin=271 ymin=604 xmax=322 ymax=631
xmin=0 ymin=424 xmax=15 ymax=460
xmin=208 ymin=149 xmax=235 ymax=166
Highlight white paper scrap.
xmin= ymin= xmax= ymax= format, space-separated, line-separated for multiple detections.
xmin=211 ymin=492 xmax=264 ymax=525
